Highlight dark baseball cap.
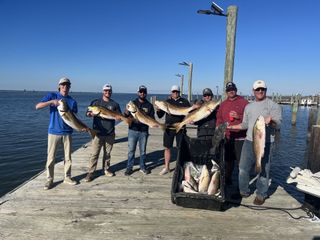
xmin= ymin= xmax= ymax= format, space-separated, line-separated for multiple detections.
xmin=225 ymin=82 xmax=237 ymax=91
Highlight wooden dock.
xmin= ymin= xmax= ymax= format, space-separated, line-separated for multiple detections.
xmin=1 ymin=122 xmax=320 ymax=240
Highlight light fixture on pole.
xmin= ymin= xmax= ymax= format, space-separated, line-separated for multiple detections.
xmin=198 ymin=1 xmax=238 ymax=100
xmin=175 ymin=74 xmax=184 ymax=96
xmin=179 ymin=61 xmax=193 ymax=102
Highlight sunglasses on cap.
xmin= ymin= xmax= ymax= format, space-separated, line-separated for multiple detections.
xmin=254 ymin=88 xmax=266 ymax=92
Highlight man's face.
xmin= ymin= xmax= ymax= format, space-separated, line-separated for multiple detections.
xmin=253 ymin=88 xmax=267 ymax=101
xmin=59 ymin=83 xmax=70 ymax=95
xmin=226 ymin=88 xmax=237 ymax=99
xmin=103 ymin=89 xmax=112 ymax=98
xmin=138 ymin=89 xmax=147 ymax=99
xmin=202 ymin=94 xmax=212 ymax=102
xmin=171 ymin=90 xmax=180 ymax=99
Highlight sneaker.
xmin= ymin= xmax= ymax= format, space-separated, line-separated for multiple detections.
xmin=124 ymin=169 xmax=133 ymax=176
xmin=159 ymin=168 xmax=169 ymax=175
xmin=104 ymin=169 xmax=115 ymax=177
xmin=140 ymin=168 xmax=151 ymax=175
xmin=44 ymin=180 xmax=53 ymax=190
xmin=84 ymin=173 xmax=94 ymax=182
xmin=63 ymin=177 xmax=77 ymax=185
xmin=253 ymin=196 xmax=265 ymax=205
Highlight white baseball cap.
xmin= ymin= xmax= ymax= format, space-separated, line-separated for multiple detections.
xmin=171 ymin=85 xmax=180 ymax=92
xmin=253 ymin=80 xmax=267 ymax=90
xmin=103 ymin=84 xmax=112 ymax=91
xmin=58 ymin=77 xmax=71 ymax=85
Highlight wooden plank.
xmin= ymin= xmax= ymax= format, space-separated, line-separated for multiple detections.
xmin=1 ymin=122 xmax=320 ymax=240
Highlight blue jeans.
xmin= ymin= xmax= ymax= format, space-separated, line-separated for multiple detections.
xmin=238 ymin=140 xmax=273 ymax=199
xmin=127 ymin=129 xmax=149 ymax=170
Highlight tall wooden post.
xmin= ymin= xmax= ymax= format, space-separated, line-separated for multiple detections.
xmin=291 ymin=100 xmax=298 ymax=126
xmin=188 ymin=63 xmax=193 ymax=103
xmin=223 ymin=6 xmax=238 ymax=100
xmin=304 ymin=125 xmax=320 ymax=218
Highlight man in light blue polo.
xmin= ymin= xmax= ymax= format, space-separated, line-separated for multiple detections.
xmin=35 ymin=77 xmax=78 ymax=190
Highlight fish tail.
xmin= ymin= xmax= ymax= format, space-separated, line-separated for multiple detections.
xmin=174 ymin=123 xmax=184 ymax=133
xmin=88 ymin=129 xmax=97 ymax=139
xmin=255 ymin=162 xmax=261 ymax=173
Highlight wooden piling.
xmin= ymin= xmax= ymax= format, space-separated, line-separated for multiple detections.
xmin=307 ymin=108 xmax=317 ymax=138
xmin=308 ymin=125 xmax=320 ymax=172
xmin=291 ymin=101 xmax=298 ymax=125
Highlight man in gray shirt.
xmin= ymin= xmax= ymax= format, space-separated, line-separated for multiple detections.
xmin=228 ymin=80 xmax=282 ymax=205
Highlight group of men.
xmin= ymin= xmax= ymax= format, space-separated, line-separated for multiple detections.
xmin=36 ymin=77 xmax=281 ymax=205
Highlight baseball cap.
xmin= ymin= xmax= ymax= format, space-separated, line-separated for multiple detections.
xmin=253 ymin=80 xmax=267 ymax=90
xmin=171 ymin=85 xmax=180 ymax=92
xmin=58 ymin=77 xmax=71 ymax=85
xmin=225 ymin=82 xmax=237 ymax=91
xmin=102 ymin=84 xmax=112 ymax=91
xmin=203 ymin=88 xmax=213 ymax=96
xmin=138 ymin=85 xmax=147 ymax=93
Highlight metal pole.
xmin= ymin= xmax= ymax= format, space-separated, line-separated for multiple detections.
xmin=188 ymin=63 xmax=193 ymax=102
xmin=180 ymin=74 xmax=184 ymax=96
xmin=223 ymin=5 xmax=238 ymax=100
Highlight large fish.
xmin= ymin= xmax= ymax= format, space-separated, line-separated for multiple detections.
xmin=174 ymin=100 xmax=221 ymax=133
xmin=87 ymin=106 xmax=131 ymax=125
xmin=154 ymin=100 xmax=196 ymax=116
xmin=198 ymin=165 xmax=210 ymax=192
xmin=126 ymin=101 xmax=166 ymax=130
xmin=253 ymin=115 xmax=266 ymax=173
xmin=210 ymin=122 xmax=228 ymax=155
xmin=57 ymin=99 xmax=95 ymax=138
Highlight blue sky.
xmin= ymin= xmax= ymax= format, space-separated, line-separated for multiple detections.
xmin=0 ymin=0 xmax=319 ymax=96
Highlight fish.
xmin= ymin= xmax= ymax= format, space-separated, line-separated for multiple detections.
xmin=198 ymin=165 xmax=210 ymax=192
xmin=57 ymin=99 xmax=95 ymax=138
xmin=208 ymin=170 xmax=220 ymax=195
xmin=126 ymin=101 xmax=166 ymax=130
xmin=174 ymin=100 xmax=221 ymax=133
xmin=210 ymin=122 xmax=228 ymax=154
xmin=182 ymin=180 xmax=198 ymax=193
xmin=253 ymin=115 xmax=266 ymax=173
xmin=154 ymin=100 xmax=196 ymax=116
xmin=87 ymin=106 xmax=131 ymax=125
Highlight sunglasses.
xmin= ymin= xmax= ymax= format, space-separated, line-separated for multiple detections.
xmin=139 ymin=90 xmax=146 ymax=94
xmin=104 ymin=89 xmax=112 ymax=92
xmin=203 ymin=94 xmax=211 ymax=97
xmin=254 ymin=88 xmax=266 ymax=92
xmin=226 ymin=88 xmax=236 ymax=92
xmin=60 ymin=83 xmax=70 ymax=87
xmin=172 ymin=90 xmax=180 ymax=93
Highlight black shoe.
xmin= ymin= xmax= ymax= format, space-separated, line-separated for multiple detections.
xmin=44 ymin=180 xmax=53 ymax=190
xmin=140 ymin=168 xmax=151 ymax=175
xmin=124 ymin=169 xmax=133 ymax=176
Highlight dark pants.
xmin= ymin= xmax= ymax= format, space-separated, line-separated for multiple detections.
xmin=224 ymin=139 xmax=244 ymax=183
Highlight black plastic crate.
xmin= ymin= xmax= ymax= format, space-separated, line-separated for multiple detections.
xmin=171 ymin=134 xmax=225 ymax=211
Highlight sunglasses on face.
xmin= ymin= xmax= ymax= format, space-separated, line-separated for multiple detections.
xmin=203 ymin=94 xmax=211 ymax=97
xmin=104 ymin=90 xmax=112 ymax=93
xmin=226 ymin=89 xmax=236 ymax=92
xmin=254 ymin=88 xmax=266 ymax=92
xmin=139 ymin=90 xmax=146 ymax=94
xmin=172 ymin=90 xmax=180 ymax=93
xmin=60 ymin=83 xmax=70 ymax=87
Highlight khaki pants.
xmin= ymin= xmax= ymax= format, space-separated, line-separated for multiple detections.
xmin=46 ymin=134 xmax=72 ymax=181
xmin=88 ymin=134 xmax=115 ymax=174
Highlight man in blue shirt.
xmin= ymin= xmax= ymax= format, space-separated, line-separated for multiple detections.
xmin=36 ymin=77 xmax=78 ymax=190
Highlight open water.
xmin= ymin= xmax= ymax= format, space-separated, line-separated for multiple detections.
xmin=0 ymin=90 xmax=313 ymax=201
